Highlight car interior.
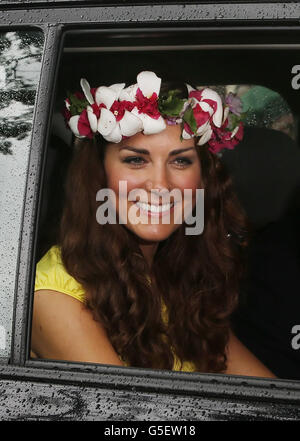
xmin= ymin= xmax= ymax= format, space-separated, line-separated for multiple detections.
xmin=33 ymin=27 xmax=300 ymax=380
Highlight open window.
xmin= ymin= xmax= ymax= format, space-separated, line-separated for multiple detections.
xmin=28 ymin=26 xmax=300 ymax=382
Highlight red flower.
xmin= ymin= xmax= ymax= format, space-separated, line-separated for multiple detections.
xmin=62 ymin=107 xmax=71 ymax=124
xmin=91 ymin=102 xmax=106 ymax=119
xmin=135 ymin=88 xmax=160 ymax=119
xmin=183 ymin=121 xmax=194 ymax=136
xmin=78 ymin=109 xmax=93 ymax=138
xmin=90 ymin=87 xmax=97 ymax=100
xmin=207 ymin=120 xmax=244 ymax=154
xmin=110 ymin=100 xmax=135 ymax=122
xmin=192 ymin=103 xmax=211 ymax=129
xmin=232 ymin=122 xmax=244 ymax=144
xmin=189 ymin=90 xmax=203 ymax=102
xmin=74 ymin=91 xmax=85 ymax=100
xmin=189 ymin=89 xmax=222 ymax=128
xmin=201 ymin=98 xmax=218 ymax=114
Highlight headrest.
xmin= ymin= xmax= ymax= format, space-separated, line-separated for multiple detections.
xmin=220 ymin=126 xmax=300 ymax=229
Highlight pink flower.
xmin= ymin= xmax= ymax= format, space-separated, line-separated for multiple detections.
xmin=188 ymin=87 xmax=223 ymax=128
xmin=189 ymin=90 xmax=218 ymax=116
xmin=182 ymin=86 xmax=224 ymax=143
xmin=225 ymin=92 xmax=243 ymax=116
xmin=166 ymin=116 xmax=180 ymax=125
xmin=207 ymin=119 xmax=244 ymax=154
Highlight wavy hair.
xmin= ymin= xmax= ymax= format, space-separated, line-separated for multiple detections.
xmin=58 ymin=83 xmax=249 ymax=373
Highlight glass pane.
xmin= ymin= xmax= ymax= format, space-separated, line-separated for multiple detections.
xmin=0 ymin=30 xmax=44 ymax=358
xmin=196 ymin=84 xmax=296 ymax=142
xmin=31 ymin=38 xmax=300 ymax=381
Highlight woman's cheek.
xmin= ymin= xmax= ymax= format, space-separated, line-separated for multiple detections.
xmin=125 ymin=176 xmax=146 ymax=194
xmin=106 ymin=169 xmax=145 ymax=198
xmin=173 ymin=171 xmax=202 ymax=214
xmin=174 ymin=171 xmax=202 ymax=194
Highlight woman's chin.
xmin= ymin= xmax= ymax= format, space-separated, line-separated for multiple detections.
xmin=125 ymin=223 xmax=179 ymax=243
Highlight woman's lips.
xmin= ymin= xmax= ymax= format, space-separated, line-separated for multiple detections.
xmin=134 ymin=201 xmax=176 ymax=217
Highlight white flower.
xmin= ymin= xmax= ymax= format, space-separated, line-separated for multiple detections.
xmin=187 ymin=85 xmax=223 ymax=129
xmin=80 ymin=78 xmax=94 ymax=105
xmin=119 ymin=83 xmax=138 ymax=102
xmin=129 ymin=71 xmax=166 ymax=135
xmin=95 ymin=83 xmax=125 ymax=108
xmin=68 ymin=115 xmax=85 ymax=138
xmin=137 ymin=70 xmax=161 ymax=98
xmin=97 ymin=108 xmax=143 ymax=143
xmin=98 ymin=71 xmax=166 ymax=140
xmin=197 ymin=126 xmax=213 ymax=146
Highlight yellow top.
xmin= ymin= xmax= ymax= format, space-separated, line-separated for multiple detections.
xmin=34 ymin=245 xmax=196 ymax=372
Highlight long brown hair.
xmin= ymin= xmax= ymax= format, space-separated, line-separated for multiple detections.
xmin=58 ymin=126 xmax=248 ymax=372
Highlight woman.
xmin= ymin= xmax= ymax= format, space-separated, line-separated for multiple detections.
xmin=31 ymin=71 xmax=275 ymax=377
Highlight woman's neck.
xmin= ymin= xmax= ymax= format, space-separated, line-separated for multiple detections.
xmin=139 ymin=242 xmax=159 ymax=267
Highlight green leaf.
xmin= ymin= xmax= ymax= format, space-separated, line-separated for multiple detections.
xmin=67 ymin=93 xmax=89 ymax=116
xmin=227 ymin=112 xmax=245 ymax=131
xmin=158 ymin=89 xmax=185 ymax=117
xmin=182 ymin=106 xmax=197 ymax=134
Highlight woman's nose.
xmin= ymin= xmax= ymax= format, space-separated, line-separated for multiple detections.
xmin=144 ymin=165 xmax=170 ymax=193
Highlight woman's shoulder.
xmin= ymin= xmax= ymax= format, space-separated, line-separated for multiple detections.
xmin=34 ymin=245 xmax=85 ymax=303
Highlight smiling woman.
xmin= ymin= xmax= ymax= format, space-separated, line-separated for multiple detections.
xmin=31 ymin=71 xmax=275 ymax=377
xmin=103 ymin=126 xmax=202 ymax=245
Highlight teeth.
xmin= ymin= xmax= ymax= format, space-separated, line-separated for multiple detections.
xmin=136 ymin=201 xmax=174 ymax=213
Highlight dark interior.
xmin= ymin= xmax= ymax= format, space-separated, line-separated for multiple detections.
xmin=34 ymin=27 xmax=300 ymax=379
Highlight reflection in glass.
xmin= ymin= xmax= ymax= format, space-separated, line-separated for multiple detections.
xmin=0 ymin=31 xmax=44 ymax=358
xmin=198 ymin=83 xmax=296 ymax=141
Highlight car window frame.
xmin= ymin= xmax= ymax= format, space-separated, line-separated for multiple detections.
xmin=1 ymin=1 xmax=300 ymax=417
xmin=0 ymin=26 xmax=45 ymax=363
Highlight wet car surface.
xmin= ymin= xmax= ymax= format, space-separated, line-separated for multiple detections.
xmin=0 ymin=0 xmax=300 ymax=421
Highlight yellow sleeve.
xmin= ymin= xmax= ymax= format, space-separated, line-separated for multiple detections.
xmin=173 ymin=357 xmax=196 ymax=372
xmin=34 ymin=245 xmax=86 ymax=303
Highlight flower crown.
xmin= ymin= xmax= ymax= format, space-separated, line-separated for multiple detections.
xmin=63 ymin=71 xmax=245 ymax=154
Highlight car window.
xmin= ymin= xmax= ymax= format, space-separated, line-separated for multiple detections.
xmin=198 ymin=84 xmax=296 ymax=141
xmin=0 ymin=30 xmax=44 ymax=359
xmin=30 ymin=28 xmax=300 ymax=382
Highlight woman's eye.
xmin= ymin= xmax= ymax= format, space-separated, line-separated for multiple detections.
xmin=173 ymin=157 xmax=193 ymax=167
xmin=121 ymin=156 xmax=193 ymax=167
xmin=122 ymin=156 xmax=146 ymax=166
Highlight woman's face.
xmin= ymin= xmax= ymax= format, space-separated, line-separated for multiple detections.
xmin=103 ymin=124 xmax=202 ymax=243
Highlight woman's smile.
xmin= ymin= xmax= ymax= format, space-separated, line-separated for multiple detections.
xmin=133 ymin=200 xmax=175 ymax=217
xmin=104 ymin=123 xmax=202 ymax=242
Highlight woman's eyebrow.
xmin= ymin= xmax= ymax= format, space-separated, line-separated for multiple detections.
xmin=119 ymin=146 xmax=195 ymax=155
